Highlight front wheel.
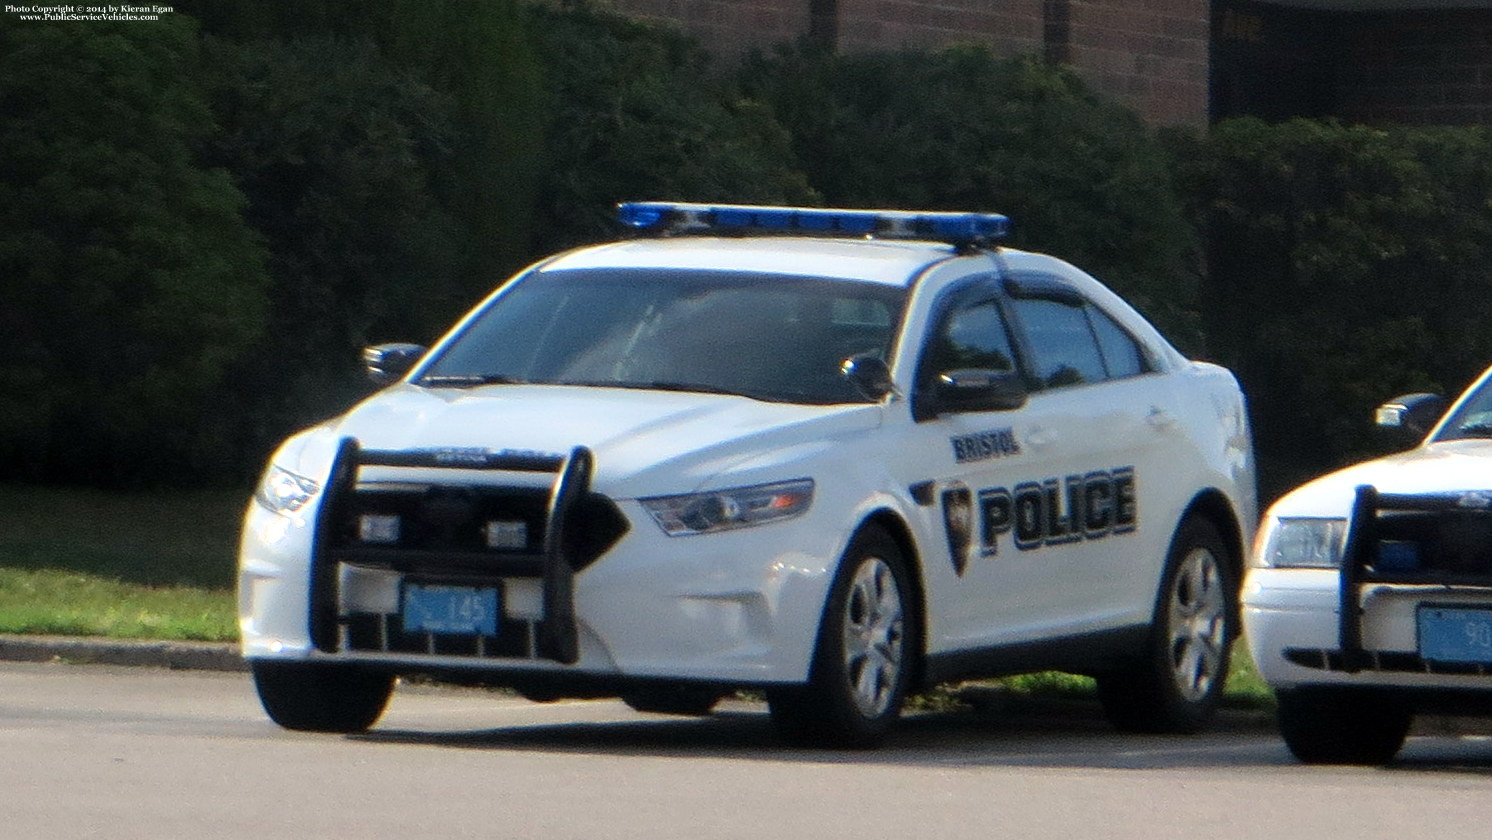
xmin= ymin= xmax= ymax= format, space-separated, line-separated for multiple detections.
xmin=251 ymin=660 xmax=395 ymax=733
xmin=1276 ymin=687 xmax=1412 ymax=765
xmin=1098 ymin=516 xmax=1236 ymax=734
xmin=769 ymin=526 xmax=917 ymax=749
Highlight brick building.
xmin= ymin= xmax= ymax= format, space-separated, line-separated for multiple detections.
xmin=1214 ymin=0 xmax=1492 ymax=125
xmin=604 ymin=0 xmax=1492 ymax=127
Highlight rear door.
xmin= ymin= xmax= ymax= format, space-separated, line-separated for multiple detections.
xmin=995 ymin=271 xmax=1182 ymax=632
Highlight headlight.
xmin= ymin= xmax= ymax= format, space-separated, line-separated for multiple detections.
xmin=1257 ymin=517 xmax=1347 ymax=568
xmin=254 ymin=464 xmax=322 ymax=515
xmin=640 ymin=479 xmax=814 ymax=536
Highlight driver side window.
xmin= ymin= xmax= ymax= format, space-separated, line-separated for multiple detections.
xmin=912 ymin=287 xmax=1021 ymax=423
xmin=921 ymin=296 xmax=1017 ymax=386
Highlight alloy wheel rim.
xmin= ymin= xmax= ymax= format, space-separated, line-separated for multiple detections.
xmin=842 ymin=556 xmax=905 ymax=718
xmin=1166 ymin=547 xmax=1227 ymax=702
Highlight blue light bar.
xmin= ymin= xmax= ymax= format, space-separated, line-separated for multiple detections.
xmin=616 ymin=203 xmax=667 ymax=230
xmin=617 ymin=202 xmax=1010 ymax=245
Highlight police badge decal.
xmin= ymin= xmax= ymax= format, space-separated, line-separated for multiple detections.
xmin=941 ymin=482 xmax=974 ymax=576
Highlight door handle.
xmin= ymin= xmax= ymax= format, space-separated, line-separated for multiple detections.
xmin=1147 ymin=406 xmax=1177 ymax=430
xmin=1024 ymin=426 xmax=1057 ymax=450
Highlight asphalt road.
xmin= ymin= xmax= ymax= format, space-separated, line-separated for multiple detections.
xmin=4 ymin=660 xmax=1492 ymax=840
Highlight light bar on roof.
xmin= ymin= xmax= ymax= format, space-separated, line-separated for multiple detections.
xmin=617 ymin=201 xmax=1010 ymax=245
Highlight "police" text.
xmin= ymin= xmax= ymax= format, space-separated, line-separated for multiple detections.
xmin=977 ymin=467 xmax=1136 ymax=553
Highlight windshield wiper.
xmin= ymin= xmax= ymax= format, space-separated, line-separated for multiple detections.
xmin=554 ymin=379 xmax=788 ymax=402
xmin=634 ymin=380 xmax=751 ymax=397
xmin=419 ymin=374 xmax=528 ymax=388
xmin=1453 ymin=423 xmax=1492 ymax=438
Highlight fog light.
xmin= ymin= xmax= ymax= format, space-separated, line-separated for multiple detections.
xmin=486 ymin=520 xmax=528 ymax=549
xmin=359 ymin=514 xmax=401 ymax=544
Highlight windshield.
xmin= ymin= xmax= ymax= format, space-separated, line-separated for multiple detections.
xmin=1439 ymin=375 xmax=1492 ymax=440
xmin=419 ymin=268 xmax=907 ymax=405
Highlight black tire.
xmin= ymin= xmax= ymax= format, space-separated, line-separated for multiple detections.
xmin=251 ymin=660 xmax=396 ymax=733
xmin=768 ymin=525 xmax=917 ymax=749
xmin=1098 ymin=516 xmax=1237 ymax=734
xmin=1276 ymin=687 xmax=1412 ymax=765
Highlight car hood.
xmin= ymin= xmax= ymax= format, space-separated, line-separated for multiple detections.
xmin=1268 ymin=439 xmax=1492 ymax=517
xmin=279 ymin=383 xmax=880 ymax=498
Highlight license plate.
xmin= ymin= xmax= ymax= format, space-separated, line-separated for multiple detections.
xmin=402 ymin=584 xmax=499 ymax=637
xmin=1418 ymin=606 xmax=1492 ymax=664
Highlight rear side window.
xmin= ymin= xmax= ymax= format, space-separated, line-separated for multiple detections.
xmin=1088 ymin=305 xmax=1149 ymax=379
xmin=1008 ymin=297 xmax=1107 ymax=388
xmin=1005 ymin=274 xmax=1152 ymax=390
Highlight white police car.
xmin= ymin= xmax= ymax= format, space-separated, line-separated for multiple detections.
xmin=1246 ymin=369 xmax=1492 ymax=764
xmin=239 ymin=202 xmax=1257 ymax=747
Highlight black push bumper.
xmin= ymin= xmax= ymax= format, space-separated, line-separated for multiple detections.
xmin=308 ymin=438 xmax=627 ymax=665
xmin=1328 ymin=484 xmax=1492 ymax=673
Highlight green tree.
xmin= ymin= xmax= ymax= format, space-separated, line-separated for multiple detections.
xmin=0 ymin=17 xmax=268 ymax=486
xmin=372 ymin=1 xmax=546 ymax=304
xmin=181 ymin=0 xmax=546 ymax=312
xmin=527 ymin=4 xmax=817 ymax=254
xmin=1187 ymin=118 xmax=1492 ymax=495
xmin=198 ymin=34 xmax=463 ymax=463
xmin=743 ymin=46 xmax=1197 ymax=342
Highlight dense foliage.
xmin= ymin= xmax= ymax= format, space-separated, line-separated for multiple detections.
xmin=196 ymin=34 xmax=464 ymax=465
xmin=0 ymin=16 xmax=268 ymax=484
xmin=525 ymin=4 xmax=816 ymax=255
xmin=5 ymin=4 xmax=1492 ymax=498
xmin=742 ymin=46 xmax=1197 ymax=340
xmin=1179 ymin=118 xmax=1492 ymax=494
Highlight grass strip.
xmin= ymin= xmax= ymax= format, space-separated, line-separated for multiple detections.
xmin=0 ymin=568 xmax=235 ymax=641
xmin=0 ymin=483 xmax=243 ymax=642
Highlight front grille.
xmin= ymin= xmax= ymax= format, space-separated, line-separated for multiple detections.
xmin=1285 ymin=647 xmax=1492 ymax=676
xmin=1370 ymin=506 xmax=1492 ymax=581
xmin=341 ymin=611 xmax=537 ymax=659
xmin=330 ymin=485 xmax=551 ymax=577
xmin=308 ymin=439 xmax=627 ymax=663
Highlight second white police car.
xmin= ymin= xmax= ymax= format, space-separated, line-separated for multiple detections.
xmin=239 ymin=202 xmax=1257 ymax=747
xmin=1246 ymin=366 xmax=1492 ymax=764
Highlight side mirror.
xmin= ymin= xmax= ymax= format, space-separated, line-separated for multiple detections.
xmin=1374 ymin=392 xmax=1446 ymax=448
xmin=842 ymin=355 xmax=895 ymax=401
xmin=363 ymin=343 xmax=426 ymax=385
xmin=935 ymin=368 xmax=1028 ymax=413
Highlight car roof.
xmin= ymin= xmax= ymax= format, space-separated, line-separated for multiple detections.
xmin=524 ymin=233 xmax=1188 ymax=370
xmin=536 ymin=236 xmax=968 ymax=287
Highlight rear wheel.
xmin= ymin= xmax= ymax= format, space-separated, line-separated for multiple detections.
xmin=769 ymin=525 xmax=916 ymax=749
xmin=1276 ymin=687 xmax=1412 ymax=765
xmin=1098 ymin=516 xmax=1236 ymax=734
xmin=251 ymin=660 xmax=395 ymax=733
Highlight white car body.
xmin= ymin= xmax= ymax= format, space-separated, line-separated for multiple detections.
xmin=239 ymin=204 xmax=1257 ymax=742
xmin=1245 ymin=364 xmax=1492 ymax=762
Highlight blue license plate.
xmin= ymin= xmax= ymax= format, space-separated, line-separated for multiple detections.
xmin=1418 ymin=606 xmax=1492 ymax=664
xmin=402 ymin=584 xmax=499 ymax=637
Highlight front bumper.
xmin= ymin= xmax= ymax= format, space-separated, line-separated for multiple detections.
xmin=238 ymin=439 xmax=836 ymax=688
xmin=1246 ymin=486 xmax=1492 ymax=691
xmin=1245 ymin=568 xmax=1492 ymax=689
